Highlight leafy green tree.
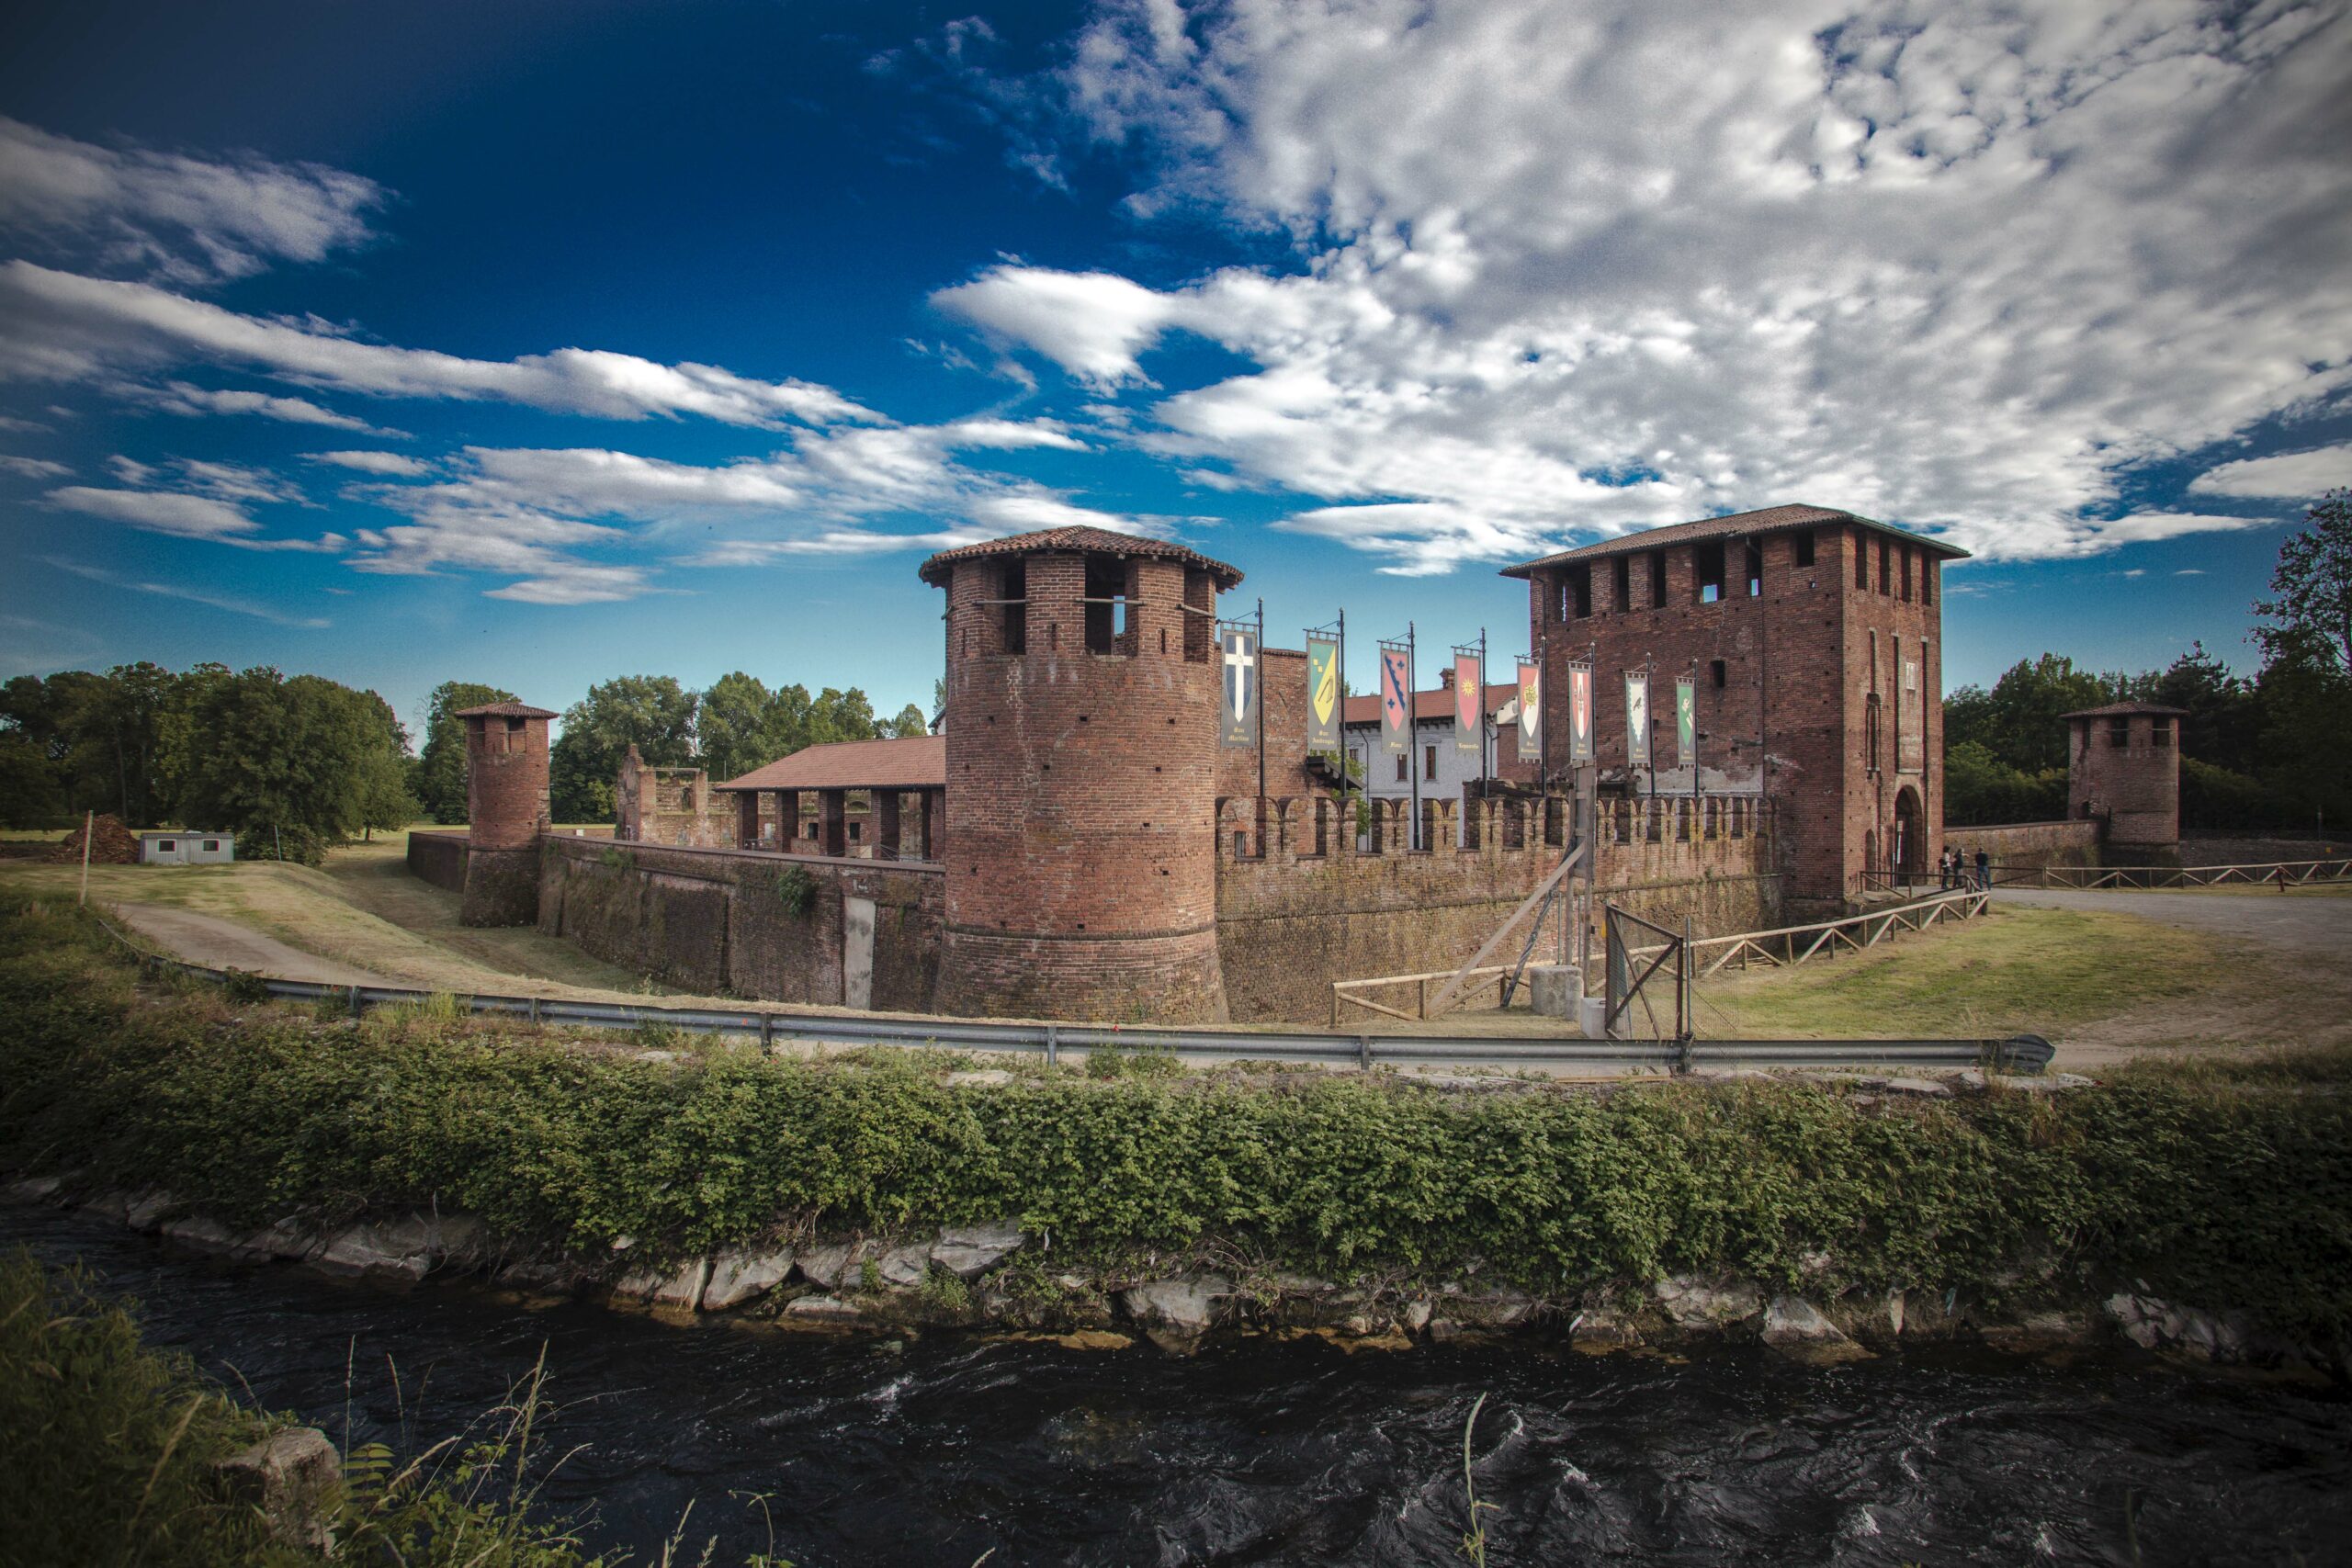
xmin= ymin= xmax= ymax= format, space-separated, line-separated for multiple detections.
xmin=413 ymin=681 xmax=517 ymax=824
xmin=696 ymin=671 xmax=793 ymax=784
xmin=164 ymin=668 xmax=408 ymax=858
xmin=2256 ymin=488 xmax=2352 ymax=673
xmin=1943 ymin=654 xmax=2120 ymax=774
xmin=2251 ymin=627 xmax=2352 ymax=834
xmin=0 ymin=732 xmax=63 ymax=826
xmin=885 ymin=702 xmax=928 ymax=738
xmin=2150 ymin=641 xmax=2260 ymax=777
xmin=548 ymin=675 xmax=698 ymax=822
xmin=1942 ymin=739 xmax=2066 ymax=826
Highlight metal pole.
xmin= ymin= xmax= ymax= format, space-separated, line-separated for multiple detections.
xmin=1478 ymin=626 xmax=1488 ymax=794
xmin=1256 ymin=596 xmax=1266 ymax=807
xmin=1408 ymin=621 xmax=1419 ymax=851
xmin=79 ymin=808 xmax=93 ymax=905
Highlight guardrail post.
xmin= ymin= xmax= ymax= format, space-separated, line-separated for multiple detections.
xmin=1046 ymin=1023 xmax=1058 ymax=1067
xmin=528 ymin=995 xmax=541 ymax=1026
xmin=759 ymin=1011 xmax=773 ymax=1048
xmin=1358 ymin=1033 xmax=1372 ymax=1070
xmin=347 ymin=985 xmax=360 ymax=1019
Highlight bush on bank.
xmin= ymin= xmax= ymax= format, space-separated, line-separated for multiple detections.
xmin=3 ymin=897 xmax=2348 ymax=1341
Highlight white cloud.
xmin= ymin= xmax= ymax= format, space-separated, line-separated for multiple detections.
xmin=2188 ymin=444 xmax=2352 ymax=498
xmin=47 ymin=483 xmax=264 ymax=541
xmin=106 ymin=455 xmax=308 ymax=506
xmin=0 ymin=116 xmax=384 ymax=284
xmin=941 ymin=0 xmax=2352 ymax=570
xmin=41 ymin=557 xmax=331 ymax=627
xmin=308 ymin=449 xmax=432 ymax=477
xmin=0 ymin=262 xmax=881 ymax=429
xmin=144 ymin=380 xmax=395 ymax=434
xmin=0 ymin=454 xmax=68 ymax=479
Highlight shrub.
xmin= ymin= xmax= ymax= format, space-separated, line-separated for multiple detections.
xmin=775 ymin=866 xmax=817 ymax=916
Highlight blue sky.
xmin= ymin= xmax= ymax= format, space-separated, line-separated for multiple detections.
xmin=2 ymin=0 xmax=2348 ymax=739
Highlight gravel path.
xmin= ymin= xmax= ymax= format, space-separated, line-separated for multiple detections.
xmin=114 ymin=904 xmax=397 ymax=987
xmin=1998 ymin=887 xmax=2352 ymax=958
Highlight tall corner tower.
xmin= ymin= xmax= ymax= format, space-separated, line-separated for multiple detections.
xmin=921 ymin=526 xmax=1239 ymax=1022
xmin=456 ymin=700 xmax=555 ymax=926
xmin=2065 ymin=702 xmax=2184 ymax=856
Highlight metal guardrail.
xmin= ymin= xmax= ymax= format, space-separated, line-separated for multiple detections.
xmin=116 ymin=940 xmax=2053 ymax=1077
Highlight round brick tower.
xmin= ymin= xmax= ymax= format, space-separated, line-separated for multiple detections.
xmin=2064 ymin=701 xmax=2185 ymax=858
xmin=456 ymin=700 xmax=555 ymax=925
xmin=922 ymin=526 xmax=1241 ymax=1021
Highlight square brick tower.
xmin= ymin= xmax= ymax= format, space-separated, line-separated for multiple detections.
xmin=2064 ymin=702 xmax=2185 ymax=857
xmin=1504 ymin=503 xmax=1969 ymax=911
xmin=922 ymin=525 xmax=1245 ymax=1021
xmin=455 ymin=700 xmax=554 ymax=926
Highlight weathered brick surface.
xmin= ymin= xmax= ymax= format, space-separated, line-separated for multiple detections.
xmin=2069 ymin=712 xmax=2180 ymax=850
xmin=461 ymin=711 xmax=550 ymax=925
xmin=1525 ymin=522 xmax=1946 ymax=910
xmin=1220 ymin=647 xmax=1315 ymax=799
xmin=935 ymin=552 xmax=1231 ymax=1021
xmin=405 ymin=830 xmax=469 ymax=894
xmin=537 ymin=838 xmax=942 ymax=1009
xmin=615 ymin=750 xmax=725 ymax=847
xmin=1946 ymin=819 xmax=2102 ymax=870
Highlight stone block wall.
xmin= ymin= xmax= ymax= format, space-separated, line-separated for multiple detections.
xmin=537 ymin=838 xmax=943 ymax=1010
xmin=1944 ymin=819 xmax=2101 ymax=871
xmin=405 ymin=830 xmax=469 ymax=895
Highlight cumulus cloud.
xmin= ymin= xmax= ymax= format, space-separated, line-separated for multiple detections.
xmin=937 ymin=0 xmax=2352 ymax=570
xmin=0 ymin=262 xmax=881 ymax=428
xmin=0 ymin=116 xmax=385 ymax=284
xmin=2188 ymin=444 xmax=2352 ymax=498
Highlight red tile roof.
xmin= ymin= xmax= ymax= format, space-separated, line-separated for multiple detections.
xmin=1500 ymin=502 xmax=1968 ymax=578
xmin=715 ymin=735 xmax=945 ymax=792
xmin=1342 ymin=682 xmax=1519 ymax=727
xmin=453 ymin=701 xmax=558 ymax=719
xmin=918 ymin=525 xmax=1243 ymax=590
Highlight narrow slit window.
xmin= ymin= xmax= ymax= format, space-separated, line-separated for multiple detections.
xmin=1696 ymin=541 xmax=1725 ymax=604
xmin=1745 ymin=540 xmax=1763 ymax=597
xmin=1855 ymin=530 xmax=1870 ymax=590
xmin=1794 ymin=530 xmax=1815 ymax=568
xmin=1001 ymin=560 xmax=1027 ymax=655
xmin=1612 ymin=555 xmax=1631 ymax=611
xmin=1568 ymin=564 xmax=1592 ymax=618
xmin=1711 ymin=659 xmax=1726 ymax=689
xmin=1650 ymin=550 xmax=1668 ymax=608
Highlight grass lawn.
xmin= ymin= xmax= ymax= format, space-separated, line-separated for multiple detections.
xmin=1691 ymin=904 xmax=2222 ymax=1040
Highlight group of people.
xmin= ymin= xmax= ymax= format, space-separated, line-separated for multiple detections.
xmin=1938 ymin=846 xmax=1993 ymax=891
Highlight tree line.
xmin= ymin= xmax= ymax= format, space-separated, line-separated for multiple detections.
xmin=1946 ymin=491 xmax=2352 ymax=832
xmin=0 ymin=662 xmax=929 ymax=852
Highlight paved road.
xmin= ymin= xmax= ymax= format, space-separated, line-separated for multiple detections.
xmin=1998 ymin=886 xmax=2352 ymax=959
xmin=115 ymin=904 xmax=396 ymax=987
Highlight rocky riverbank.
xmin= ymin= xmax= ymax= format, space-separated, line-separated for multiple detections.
xmin=9 ymin=1176 xmax=2337 ymax=1381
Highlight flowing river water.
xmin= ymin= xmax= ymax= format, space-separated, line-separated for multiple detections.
xmin=9 ymin=1206 xmax=2348 ymax=1567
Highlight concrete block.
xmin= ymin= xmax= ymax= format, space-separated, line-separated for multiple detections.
xmin=1526 ymin=964 xmax=1577 ymax=1018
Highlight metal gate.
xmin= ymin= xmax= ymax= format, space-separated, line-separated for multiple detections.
xmin=1603 ymin=904 xmax=1690 ymax=1043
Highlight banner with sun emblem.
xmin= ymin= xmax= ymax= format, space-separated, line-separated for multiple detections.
xmin=1454 ymin=653 xmax=1482 ymax=753
xmin=1515 ymin=660 xmax=1541 ymax=761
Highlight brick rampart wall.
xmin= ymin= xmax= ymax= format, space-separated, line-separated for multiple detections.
xmin=537 ymin=836 xmax=943 ymax=1010
xmin=1943 ymin=819 xmax=2102 ymax=869
xmin=405 ymin=830 xmax=469 ymax=894
xmin=1215 ymin=792 xmax=1774 ymax=1023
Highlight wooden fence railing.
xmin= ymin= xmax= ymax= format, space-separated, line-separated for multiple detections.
xmin=1989 ymin=858 xmax=2352 ymax=890
xmin=1625 ymin=889 xmax=1991 ymax=978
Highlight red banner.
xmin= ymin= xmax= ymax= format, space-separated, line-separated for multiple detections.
xmin=1454 ymin=653 xmax=1481 ymax=753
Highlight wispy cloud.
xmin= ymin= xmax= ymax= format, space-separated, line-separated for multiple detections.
xmin=142 ymin=379 xmax=398 ymax=434
xmin=2188 ymin=444 xmax=2352 ymax=500
xmin=0 ymin=454 xmax=69 ymax=479
xmin=41 ymin=556 xmax=331 ymax=627
xmin=307 ymin=449 xmax=432 ymax=477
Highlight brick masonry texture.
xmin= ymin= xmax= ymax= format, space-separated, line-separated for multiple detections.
xmin=1945 ymin=820 xmax=2103 ymax=871
xmin=935 ymin=551 xmax=1232 ymax=1022
xmin=2070 ymin=713 xmax=2181 ymax=850
xmin=1524 ymin=521 xmax=1945 ymax=910
xmin=538 ymin=837 xmax=942 ymax=1009
xmin=405 ymin=831 xmax=469 ymax=894
xmin=461 ymin=710 xmax=550 ymax=926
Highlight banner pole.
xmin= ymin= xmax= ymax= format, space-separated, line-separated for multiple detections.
xmin=1408 ymin=621 xmax=1419 ymax=852
xmin=1478 ymin=626 xmax=1488 ymax=794
xmin=1256 ymin=597 xmax=1266 ymax=807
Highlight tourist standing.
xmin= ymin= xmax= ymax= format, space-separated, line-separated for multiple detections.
xmin=1974 ymin=849 xmax=1991 ymax=891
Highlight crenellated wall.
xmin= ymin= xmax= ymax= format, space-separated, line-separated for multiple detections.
xmin=1214 ymin=792 xmax=1776 ymax=1022
xmin=537 ymin=837 xmax=943 ymax=1010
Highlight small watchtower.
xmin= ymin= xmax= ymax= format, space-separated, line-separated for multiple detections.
xmin=920 ymin=525 xmax=1244 ymax=1021
xmin=455 ymin=700 xmax=555 ymax=924
xmin=2063 ymin=701 xmax=2185 ymax=857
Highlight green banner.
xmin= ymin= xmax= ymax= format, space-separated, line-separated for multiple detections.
xmin=1676 ymin=677 xmax=1696 ymax=773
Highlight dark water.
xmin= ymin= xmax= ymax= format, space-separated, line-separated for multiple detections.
xmin=8 ymin=1208 xmax=2348 ymax=1568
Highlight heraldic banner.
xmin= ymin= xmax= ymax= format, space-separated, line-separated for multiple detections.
xmin=1516 ymin=659 xmax=1541 ymax=760
xmin=1675 ymin=676 xmax=1697 ymax=773
xmin=1306 ymin=635 xmax=1341 ymax=753
xmin=1220 ymin=625 xmax=1259 ymax=749
xmin=1625 ymin=671 xmax=1651 ymax=767
xmin=1567 ymin=663 xmax=1594 ymax=764
xmin=1453 ymin=653 xmax=1481 ymax=753
xmin=1379 ymin=647 xmax=1411 ymax=755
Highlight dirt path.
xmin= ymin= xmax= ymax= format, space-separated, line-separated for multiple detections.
xmin=1997 ymin=888 xmax=2352 ymax=1065
xmin=114 ymin=904 xmax=398 ymax=987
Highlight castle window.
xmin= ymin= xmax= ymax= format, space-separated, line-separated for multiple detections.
xmin=1865 ymin=694 xmax=1883 ymax=773
xmin=1898 ymin=545 xmax=1913 ymax=603
xmin=1650 ymin=549 xmax=1668 ymax=608
xmin=1794 ymin=530 xmax=1815 ymax=568
xmin=1182 ymin=569 xmax=1214 ymax=663
xmin=2152 ymin=718 xmax=2172 ymax=748
xmin=2109 ymin=718 xmax=2131 ymax=748
xmin=1745 ymin=540 xmax=1763 ymax=597
xmin=1711 ymin=659 xmax=1726 ymax=689
xmin=1082 ymin=554 xmax=1126 ymax=654
xmin=1696 ymin=541 xmax=1724 ymax=604
xmin=1612 ymin=555 xmax=1631 ymax=611
xmin=1922 ymin=560 xmax=1935 ymax=606
xmin=1000 ymin=560 xmax=1027 ymax=655
xmin=1567 ymin=564 xmax=1592 ymax=618
xmin=1855 ymin=530 xmax=1870 ymax=590
xmin=1424 ymin=744 xmax=1438 ymax=781
xmin=1878 ymin=539 xmax=1892 ymax=596
xmin=1395 ymin=754 xmax=1408 ymax=783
